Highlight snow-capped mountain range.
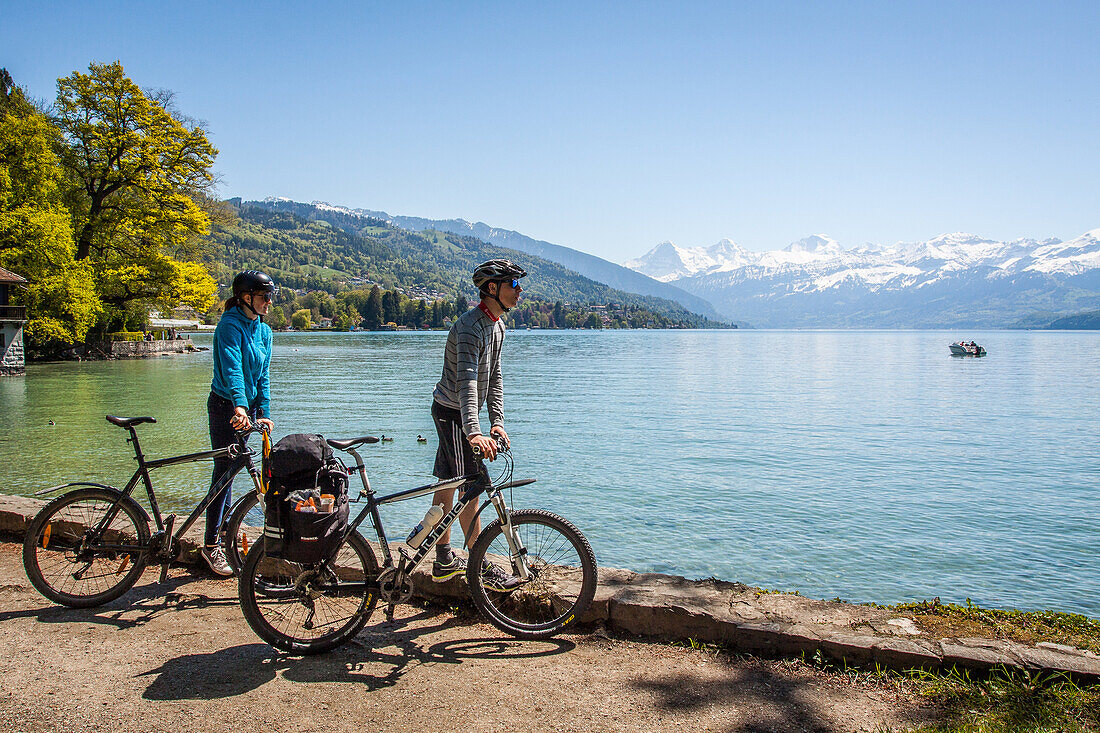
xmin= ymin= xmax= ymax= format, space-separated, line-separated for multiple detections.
xmin=625 ymin=230 xmax=1100 ymax=327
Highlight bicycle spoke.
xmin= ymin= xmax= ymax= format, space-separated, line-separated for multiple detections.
xmin=239 ymin=534 xmax=379 ymax=653
xmin=468 ymin=510 xmax=597 ymax=638
xmin=23 ymin=489 xmax=149 ymax=608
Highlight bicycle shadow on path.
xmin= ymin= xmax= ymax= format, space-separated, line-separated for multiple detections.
xmin=140 ymin=607 xmax=574 ymax=701
xmin=0 ymin=567 xmax=240 ymax=630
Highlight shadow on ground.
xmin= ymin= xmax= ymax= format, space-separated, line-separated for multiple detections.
xmin=631 ymin=660 xmax=942 ymax=733
xmin=0 ymin=568 xmax=237 ymax=630
xmin=139 ymin=607 xmax=574 ymax=700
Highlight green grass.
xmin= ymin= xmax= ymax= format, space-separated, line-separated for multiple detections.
xmin=891 ymin=598 xmax=1100 ymax=655
xmin=796 ymin=646 xmax=1100 ymax=731
xmin=909 ymin=665 xmax=1100 ymax=732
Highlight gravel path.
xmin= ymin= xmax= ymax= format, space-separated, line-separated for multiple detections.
xmin=0 ymin=541 xmax=943 ymax=732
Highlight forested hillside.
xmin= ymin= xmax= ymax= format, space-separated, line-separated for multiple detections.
xmin=204 ymin=202 xmax=729 ymax=329
xmin=1047 ymin=310 xmax=1100 ymax=329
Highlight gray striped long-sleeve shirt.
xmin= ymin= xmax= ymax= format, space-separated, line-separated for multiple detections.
xmin=432 ymin=305 xmax=506 ymax=438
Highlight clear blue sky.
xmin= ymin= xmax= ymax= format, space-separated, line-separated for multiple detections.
xmin=5 ymin=1 xmax=1098 ymax=261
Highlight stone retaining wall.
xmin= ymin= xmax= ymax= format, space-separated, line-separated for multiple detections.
xmin=3 ymin=493 xmax=1097 ymax=679
xmin=1 ymin=323 xmax=25 ymax=376
xmin=90 ymin=339 xmax=194 ymax=358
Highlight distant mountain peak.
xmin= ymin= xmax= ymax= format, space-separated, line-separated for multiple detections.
xmin=624 ymin=227 xmax=1100 ymax=327
xmin=784 ymin=234 xmax=842 ymax=254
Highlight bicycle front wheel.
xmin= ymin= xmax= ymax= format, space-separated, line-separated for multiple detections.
xmin=222 ymin=489 xmax=262 ymax=575
xmin=467 ymin=509 xmax=597 ymax=639
xmin=238 ymin=533 xmax=380 ymax=654
xmin=22 ymin=487 xmax=150 ymax=608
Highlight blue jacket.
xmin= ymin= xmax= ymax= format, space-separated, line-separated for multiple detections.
xmin=211 ymin=306 xmax=272 ymax=417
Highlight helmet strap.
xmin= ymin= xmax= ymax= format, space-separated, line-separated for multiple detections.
xmin=239 ymin=293 xmax=264 ymax=321
xmin=490 ymin=282 xmax=511 ymax=313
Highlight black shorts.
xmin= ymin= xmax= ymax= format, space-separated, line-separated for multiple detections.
xmin=431 ymin=401 xmax=491 ymax=489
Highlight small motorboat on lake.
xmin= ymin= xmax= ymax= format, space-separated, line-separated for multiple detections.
xmin=950 ymin=341 xmax=986 ymax=357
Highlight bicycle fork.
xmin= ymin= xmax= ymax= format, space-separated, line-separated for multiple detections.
xmin=488 ymin=491 xmax=532 ymax=582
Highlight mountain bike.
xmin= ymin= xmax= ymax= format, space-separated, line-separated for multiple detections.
xmin=238 ymin=436 xmax=597 ymax=654
xmin=22 ymin=415 xmax=267 ymax=608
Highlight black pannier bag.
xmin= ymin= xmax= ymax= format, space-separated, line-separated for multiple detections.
xmin=262 ymin=434 xmax=349 ymax=563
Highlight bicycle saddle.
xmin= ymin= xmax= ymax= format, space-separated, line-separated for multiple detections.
xmin=326 ymin=436 xmax=379 ymax=450
xmin=105 ymin=415 xmax=157 ymax=428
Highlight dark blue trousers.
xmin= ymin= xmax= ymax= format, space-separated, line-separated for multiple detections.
xmin=206 ymin=392 xmax=256 ymax=546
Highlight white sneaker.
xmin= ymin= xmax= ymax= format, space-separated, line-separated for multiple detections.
xmin=200 ymin=545 xmax=233 ymax=577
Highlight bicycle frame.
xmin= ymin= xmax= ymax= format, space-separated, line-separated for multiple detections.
xmin=36 ymin=423 xmax=263 ymax=555
xmin=336 ymin=444 xmax=537 ymax=581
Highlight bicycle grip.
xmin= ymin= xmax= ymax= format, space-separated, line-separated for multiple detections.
xmin=471 ymin=435 xmax=508 ymax=458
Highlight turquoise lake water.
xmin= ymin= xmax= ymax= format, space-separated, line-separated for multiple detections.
xmin=1 ymin=329 xmax=1097 ymax=616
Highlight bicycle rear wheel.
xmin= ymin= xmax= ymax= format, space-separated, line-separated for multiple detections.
xmin=467 ymin=509 xmax=597 ymax=639
xmin=238 ymin=533 xmax=380 ymax=654
xmin=22 ymin=487 xmax=150 ymax=608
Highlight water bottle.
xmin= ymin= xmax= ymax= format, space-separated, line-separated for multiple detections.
xmin=406 ymin=505 xmax=444 ymax=548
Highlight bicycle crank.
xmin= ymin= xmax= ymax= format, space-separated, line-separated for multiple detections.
xmin=376 ymin=567 xmax=413 ymax=606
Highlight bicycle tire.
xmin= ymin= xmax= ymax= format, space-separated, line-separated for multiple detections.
xmin=467 ymin=509 xmax=597 ymax=639
xmin=22 ymin=487 xmax=150 ymax=608
xmin=222 ymin=489 xmax=261 ymax=575
xmin=238 ymin=533 xmax=380 ymax=654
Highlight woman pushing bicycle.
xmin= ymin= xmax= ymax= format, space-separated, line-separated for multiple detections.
xmin=204 ymin=270 xmax=277 ymax=575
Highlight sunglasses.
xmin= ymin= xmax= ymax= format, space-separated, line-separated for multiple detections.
xmin=251 ymin=291 xmax=275 ymax=302
xmin=504 ymin=278 xmax=522 ymax=289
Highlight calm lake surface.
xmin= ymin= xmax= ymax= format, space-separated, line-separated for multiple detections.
xmin=2 ymin=329 xmax=1097 ymax=616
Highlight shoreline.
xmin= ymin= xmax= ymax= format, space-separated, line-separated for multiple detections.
xmin=3 ymin=492 xmax=1097 ymax=679
xmin=25 ymin=338 xmax=208 ymax=364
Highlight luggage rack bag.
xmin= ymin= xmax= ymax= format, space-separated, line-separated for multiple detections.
xmin=262 ymin=433 xmax=349 ymax=563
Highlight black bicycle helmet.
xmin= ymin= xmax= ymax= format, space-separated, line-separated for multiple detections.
xmin=232 ymin=270 xmax=278 ymax=297
xmin=472 ymin=259 xmax=527 ymax=291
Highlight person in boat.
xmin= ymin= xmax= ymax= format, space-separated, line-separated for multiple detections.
xmin=205 ymin=270 xmax=277 ymax=576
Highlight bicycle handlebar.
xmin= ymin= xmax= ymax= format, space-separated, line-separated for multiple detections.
xmin=471 ymin=435 xmax=510 ymax=459
xmin=233 ymin=422 xmax=270 ymax=439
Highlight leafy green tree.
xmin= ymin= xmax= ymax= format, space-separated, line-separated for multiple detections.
xmin=381 ymin=290 xmax=397 ymax=324
xmin=363 ymin=285 xmax=382 ymax=328
xmin=299 ymin=290 xmax=334 ymax=319
xmin=332 ymin=306 xmax=353 ymax=331
xmin=455 ymin=293 xmax=468 ymax=314
xmin=0 ymin=72 xmax=98 ymax=352
xmin=291 ymin=308 xmax=311 ymax=330
xmin=57 ymin=61 xmax=216 ymax=262
xmin=266 ymin=303 xmax=287 ymax=329
xmin=55 ymin=61 xmax=218 ymax=332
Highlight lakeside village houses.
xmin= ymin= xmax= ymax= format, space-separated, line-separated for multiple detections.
xmin=0 ymin=266 xmax=28 ymax=376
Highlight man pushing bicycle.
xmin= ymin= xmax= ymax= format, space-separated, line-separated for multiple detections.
xmin=428 ymin=259 xmax=527 ymax=591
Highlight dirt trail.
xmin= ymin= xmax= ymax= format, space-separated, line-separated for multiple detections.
xmin=0 ymin=541 xmax=942 ymax=732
